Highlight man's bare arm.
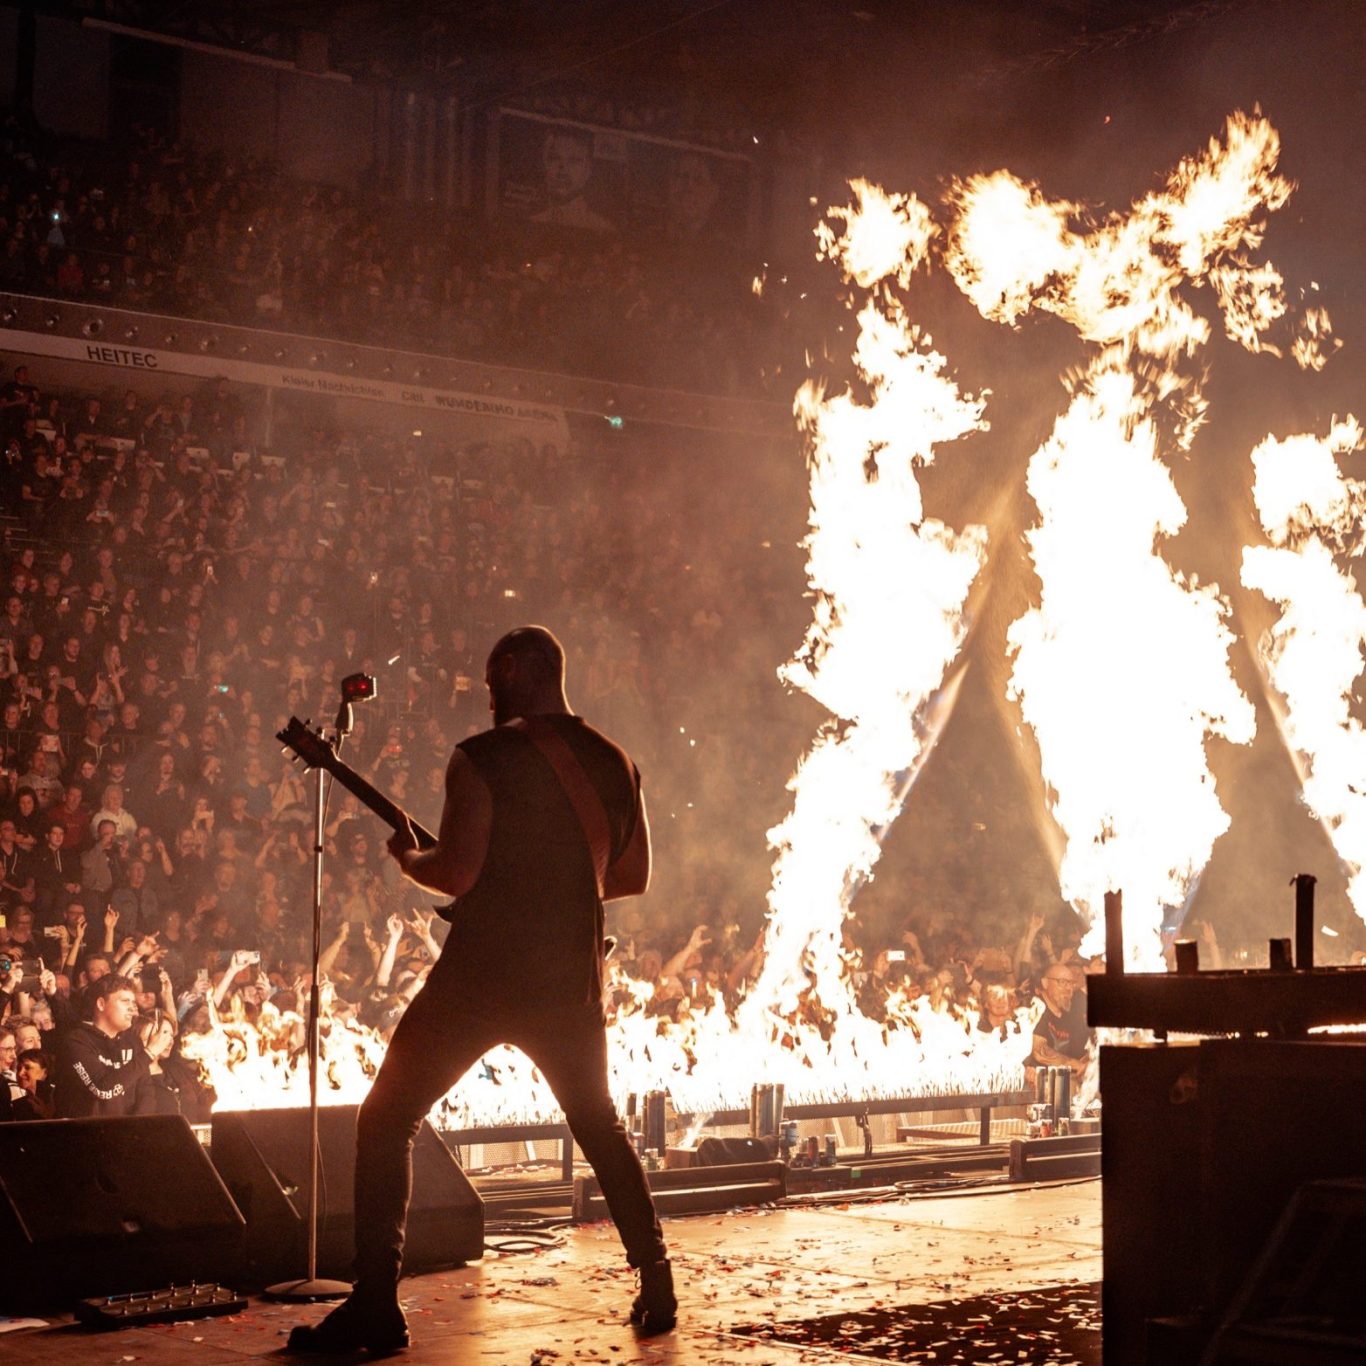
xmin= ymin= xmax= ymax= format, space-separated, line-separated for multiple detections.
xmin=393 ymin=750 xmax=491 ymax=898
xmin=602 ymin=790 xmax=651 ymax=902
xmin=1033 ymin=1039 xmax=1087 ymax=1073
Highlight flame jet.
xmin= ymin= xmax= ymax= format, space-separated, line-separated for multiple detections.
xmin=731 ymin=179 xmax=992 ymax=1076
xmin=1002 ymin=357 xmax=1254 ymax=965
xmin=940 ymin=112 xmax=1326 ymax=964
xmin=1241 ymin=418 xmax=1366 ymax=918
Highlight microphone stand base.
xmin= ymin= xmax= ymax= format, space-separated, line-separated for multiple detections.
xmin=264 ymin=1277 xmax=352 ymax=1302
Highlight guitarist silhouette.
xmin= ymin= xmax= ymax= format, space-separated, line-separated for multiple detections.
xmin=288 ymin=626 xmax=676 ymax=1353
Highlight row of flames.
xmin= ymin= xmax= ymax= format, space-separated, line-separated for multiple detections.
xmin=204 ymin=110 xmax=1355 ymax=1130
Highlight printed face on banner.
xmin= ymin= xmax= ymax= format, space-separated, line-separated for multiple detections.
xmin=495 ymin=110 xmax=752 ymax=245
xmin=533 ymin=129 xmax=615 ymax=232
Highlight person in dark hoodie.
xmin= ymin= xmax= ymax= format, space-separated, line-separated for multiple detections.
xmin=55 ymin=972 xmax=153 ymax=1117
xmin=12 ymin=1047 xmax=55 ymax=1120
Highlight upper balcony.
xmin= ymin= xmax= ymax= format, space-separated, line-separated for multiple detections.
xmin=0 ymin=292 xmax=790 ymax=448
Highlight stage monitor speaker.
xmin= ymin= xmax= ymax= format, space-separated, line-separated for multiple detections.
xmin=1198 ymin=1040 xmax=1366 ymax=1312
xmin=1101 ymin=1038 xmax=1366 ymax=1366
xmin=0 ymin=1115 xmax=245 ymax=1312
xmin=1099 ymin=1042 xmax=1204 ymax=1366
xmin=210 ymin=1105 xmax=483 ymax=1287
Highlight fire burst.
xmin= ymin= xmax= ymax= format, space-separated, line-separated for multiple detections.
xmin=1242 ymin=418 xmax=1366 ymax=917
xmin=730 ymin=177 xmax=1001 ymax=1090
xmin=753 ymin=180 xmax=989 ymax=1003
xmin=941 ymin=111 xmax=1327 ymax=964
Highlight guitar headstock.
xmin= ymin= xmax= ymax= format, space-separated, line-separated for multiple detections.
xmin=277 ymin=716 xmax=335 ymax=772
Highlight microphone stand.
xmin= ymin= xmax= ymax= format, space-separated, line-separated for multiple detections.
xmin=265 ymin=695 xmax=357 ymax=1302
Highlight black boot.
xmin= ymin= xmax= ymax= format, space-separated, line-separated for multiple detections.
xmin=629 ymin=1259 xmax=677 ymax=1335
xmin=286 ymin=1290 xmax=410 ymax=1354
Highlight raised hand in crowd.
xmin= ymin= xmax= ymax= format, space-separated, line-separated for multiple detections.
xmin=373 ymin=912 xmax=407 ymax=992
xmin=1 ymin=961 xmax=23 ymax=1001
xmin=102 ymin=904 xmax=119 ymax=952
xmin=899 ymin=928 xmax=926 ymax=966
xmin=117 ymin=931 xmax=159 ymax=977
xmin=214 ymin=948 xmax=260 ymax=1008
xmin=406 ymin=906 xmax=442 ymax=960
xmin=660 ymin=922 xmax=711 ymax=985
xmin=317 ymin=921 xmax=350 ymax=980
xmin=725 ymin=923 xmax=767 ymax=995
xmin=359 ymin=921 xmax=381 ymax=964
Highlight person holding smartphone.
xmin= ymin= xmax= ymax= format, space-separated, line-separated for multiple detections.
xmin=290 ymin=627 xmax=671 ymax=1354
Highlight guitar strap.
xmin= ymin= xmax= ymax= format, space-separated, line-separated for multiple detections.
xmin=509 ymin=716 xmax=613 ymax=898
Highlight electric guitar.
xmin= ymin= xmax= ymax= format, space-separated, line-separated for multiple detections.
xmin=279 ymin=716 xmax=621 ymax=956
xmin=276 ymin=716 xmax=456 ymax=921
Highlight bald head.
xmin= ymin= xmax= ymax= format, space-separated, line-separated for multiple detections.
xmin=486 ymin=626 xmax=569 ymax=723
xmin=488 ymin=626 xmax=564 ymax=683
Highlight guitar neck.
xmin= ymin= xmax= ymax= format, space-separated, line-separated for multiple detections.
xmin=318 ymin=752 xmax=438 ymax=849
xmin=279 ymin=717 xmax=440 ymax=847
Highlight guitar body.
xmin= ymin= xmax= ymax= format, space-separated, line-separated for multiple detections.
xmin=277 ymin=716 xmax=457 ymax=922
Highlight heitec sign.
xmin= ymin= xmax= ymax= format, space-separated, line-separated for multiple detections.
xmin=83 ymin=343 xmax=159 ymax=369
xmin=0 ymin=328 xmax=568 ymax=441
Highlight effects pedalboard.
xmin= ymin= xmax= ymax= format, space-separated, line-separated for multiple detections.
xmin=75 ymin=1283 xmax=247 ymax=1329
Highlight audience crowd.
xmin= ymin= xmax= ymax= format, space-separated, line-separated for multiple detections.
xmin=0 ymin=352 xmax=1104 ymax=1124
xmin=0 ymin=113 xmax=787 ymax=396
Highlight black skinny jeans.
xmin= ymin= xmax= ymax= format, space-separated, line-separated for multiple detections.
xmin=353 ymin=979 xmax=666 ymax=1292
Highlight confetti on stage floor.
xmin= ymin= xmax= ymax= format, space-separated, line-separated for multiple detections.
xmin=731 ymin=1280 xmax=1101 ymax=1363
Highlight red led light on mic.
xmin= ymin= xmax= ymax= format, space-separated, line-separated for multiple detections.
xmin=340 ymin=673 xmax=378 ymax=704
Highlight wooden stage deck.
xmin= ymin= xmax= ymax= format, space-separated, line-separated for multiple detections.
xmin=3 ymin=1178 xmax=1101 ymax=1363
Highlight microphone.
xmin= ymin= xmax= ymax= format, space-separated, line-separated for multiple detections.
xmin=335 ymin=672 xmax=378 ymax=738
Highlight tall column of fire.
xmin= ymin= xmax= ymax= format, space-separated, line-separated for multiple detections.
xmin=941 ymin=113 xmax=1328 ymax=965
xmin=732 ymin=181 xmax=994 ymax=1093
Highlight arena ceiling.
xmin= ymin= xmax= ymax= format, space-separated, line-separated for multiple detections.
xmin=57 ymin=0 xmax=1226 ymax=126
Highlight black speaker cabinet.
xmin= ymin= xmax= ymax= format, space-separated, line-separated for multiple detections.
xmin=210 ymin=1105 xmax=483 ymax=1286
xmin=1101 ymin=1038 xmax=1366 ymax=1365
xmin=1198 ymin=1040 xmax=1366 ymax=1310
xmin=1100 ymin=1042 xmax=1204 ymax=1366
xmin=0 ymin=1115 xmax=245 ymax=1311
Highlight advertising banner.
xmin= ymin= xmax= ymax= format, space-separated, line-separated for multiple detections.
xmin=491 ymin=109 xmax=756 ymax=247
xmin=0 ymin=328 xmax=569 ymax=444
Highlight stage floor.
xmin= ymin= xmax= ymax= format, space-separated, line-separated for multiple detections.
xmin=4 ymin=1178 xmax=1101 ymax=1363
